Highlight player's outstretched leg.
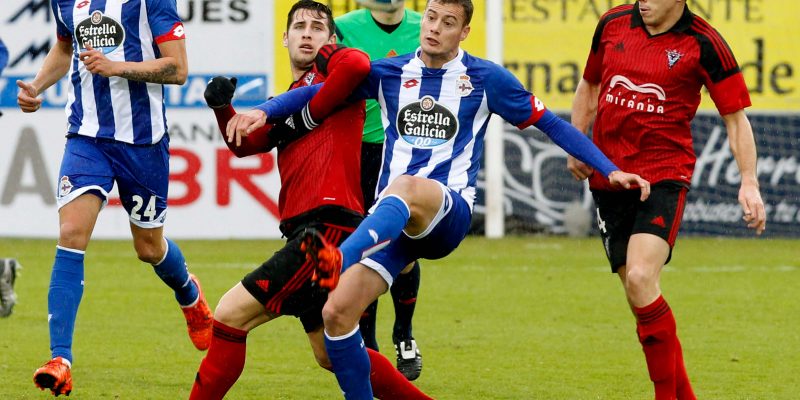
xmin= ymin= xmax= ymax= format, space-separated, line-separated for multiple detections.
xmin=303 ymin=195 xmax=412 ymax=291
xmin=152 ymin=238 xmax=212 ymax=350
xmin=359 ymin=300 xmax=380 ymax=351
xmin=0 ymin=258 xmax=21 ymax=317
xmin=391 ymin=261 xmax=422 ymax=380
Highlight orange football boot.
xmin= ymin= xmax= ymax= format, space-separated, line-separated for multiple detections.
xmin=181 ymin=274 xmax=213 ymax=350
xmin=33 ymin=357 xmax=72 ymax=397
xmin=301 ymin=229 xmax=344 ymax=291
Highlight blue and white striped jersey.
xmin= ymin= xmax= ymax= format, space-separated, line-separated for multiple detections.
xmin=51 ymin=0 xmax=185 ymax=144
xmin=355 ymin=48 xmax=546 ymax=210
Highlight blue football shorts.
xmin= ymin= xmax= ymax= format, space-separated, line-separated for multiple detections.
xmin=361 ymin=181 xmax=472 ymax=285
xmin=56 ymin=135 xmax=171 ymax=228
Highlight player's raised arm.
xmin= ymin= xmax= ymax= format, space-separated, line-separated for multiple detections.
xmin=204 ymin=76 xmax=276 ymax=155
xmin=306 ymin=45 xmax=371 ymax=120
xmin=486 ymin=65 xmax=650 ymax=200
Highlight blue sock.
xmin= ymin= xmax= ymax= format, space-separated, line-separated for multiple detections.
xmin=152 ymin=238 xmax=198 ymax=306
xmin=49 ymin=247 xmax=85 ymax=363
xmin=325 ymin=327 xmax=373 ymax=400
xmin=340 ymin=195 xmax=410 ymax=269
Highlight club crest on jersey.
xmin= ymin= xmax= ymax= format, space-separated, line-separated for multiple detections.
xmin=59 ymin=176 xmax=73 ymax=197
xmin=76 ymin=11 xmax=126 ymax=54
xmin=396 ymin=95 xmax=459 ymax=148
xmin=455 ymin=75 xmax=473 ymax=97
xmin=304 ymin=72 xmax=316 ymax=86
xmin=666 ymin=49 xmax=683 ymax=69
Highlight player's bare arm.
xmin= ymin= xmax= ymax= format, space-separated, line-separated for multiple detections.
xmin=723 ymin=110 xmax=766 ymax=234
xmin=79 ymin=40 xmax=188 ymax=85
xmin=16 ymin=39 xmax=73 ymax=113
xmin=567 ymin=78 xmax=600 ymax=181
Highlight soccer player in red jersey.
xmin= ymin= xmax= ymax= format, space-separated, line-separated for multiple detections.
xmin=189 ymin=1 xmax=431 ymax=399
xmin=568 ymin=1 xmax=766 ymax=399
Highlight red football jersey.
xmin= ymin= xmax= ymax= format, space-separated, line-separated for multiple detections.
xmin=583 ymin=4 xmax=751 ymax=190
xmin=277 ymin=46 xmax=367 ymax=220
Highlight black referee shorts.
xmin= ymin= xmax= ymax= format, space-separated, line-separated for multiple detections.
xmin=591 ymin=180 xmax=689 ymax=273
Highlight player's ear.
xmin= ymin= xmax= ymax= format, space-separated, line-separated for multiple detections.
xmin=328 ymin=33 xmax=337 ymax=45
xmin=460 ymin=25 xmax=470 ymax=42
xmin=282 ymin=32 xmax=288 ymax=48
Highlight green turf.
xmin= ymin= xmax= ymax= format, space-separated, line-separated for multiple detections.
xmin=0 ymin=236 xmax=797 ymax=399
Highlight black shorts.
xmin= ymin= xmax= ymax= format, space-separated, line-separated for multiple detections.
xmin=241 ymin=206 xmax=362 ymax=332
xmin=591 ymin=181 xmax=688 ymax=273
xmin=360 ymin=141 xmax=383 ymax=211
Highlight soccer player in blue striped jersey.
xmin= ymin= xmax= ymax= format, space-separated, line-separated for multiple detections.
xmin=231 ymin=1 xmax=651 ymax=398
xmin=17 ymin=1 xmax=212 ymax=396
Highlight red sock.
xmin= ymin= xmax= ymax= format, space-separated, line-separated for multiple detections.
xmin=190 ymin=320 xmax=248 ymax=400
xmin=634 ymin=295 xmax=677 ymax=400
xmin=367 ymin=348 xmax=432 ymax=400
xmin=674 ymin=337 xmax=696 ymax=399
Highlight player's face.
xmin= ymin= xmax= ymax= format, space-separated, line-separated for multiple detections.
xmin=419 ymin=1 xmax=470 ymax=67
xmin=637 ymin=0 xmax=684 ymax=32
xmin=284 ymin=8 xmax=335 ymax=70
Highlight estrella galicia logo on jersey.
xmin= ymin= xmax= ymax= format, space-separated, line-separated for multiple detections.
xmin=397 ymin=95 xmax=458 ymax=148
xmin=666 ymin=49 xmax=683 ymax=69
xmin=75 ymin=11 xmax=125 ymax=54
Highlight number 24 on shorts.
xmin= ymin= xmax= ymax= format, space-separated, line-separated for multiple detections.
xmin=130 ymin=195 xmax=157 ymax=221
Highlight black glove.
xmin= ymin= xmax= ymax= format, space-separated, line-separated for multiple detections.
xmin=269 ymin=103 xmax=320 ymax=147
xmin=204 ymin=76 xmax=237 ymax=109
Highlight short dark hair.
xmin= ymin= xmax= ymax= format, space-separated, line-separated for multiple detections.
xmin=286 ymin=0 xmax=335 ymax=36
xmin=428 ymin=0 xmax=473 ymax=26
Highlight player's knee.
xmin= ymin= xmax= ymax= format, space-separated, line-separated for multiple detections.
xmin=624 ymin=265 xmax=657 ymax=293
xmin=134 ymin=242 xmax=163 ymax=264
xmin=385 ymin=175 xmax=417 ymax=200
xmin=58 ymin=221 xmax=91 ymax=250
xmin=321 ymin=300 xmax=349 ymax=331
xmin=212 ymin=300 xmax=248 ymax=331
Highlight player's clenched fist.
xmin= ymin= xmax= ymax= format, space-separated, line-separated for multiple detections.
xmin=16 ymin=80 xmax=42 ymax=113
xmin=204 ymin=76 xmax=238 ymax=109
xmin=79 ymin=44 xmax=118 ymax=77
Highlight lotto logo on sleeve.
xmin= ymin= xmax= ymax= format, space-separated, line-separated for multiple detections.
xmin=156 ymin=22 xmax=187 ymax=44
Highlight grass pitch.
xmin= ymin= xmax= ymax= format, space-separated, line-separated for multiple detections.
xmin=0 ymin=236 xmax=797 ymax=399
